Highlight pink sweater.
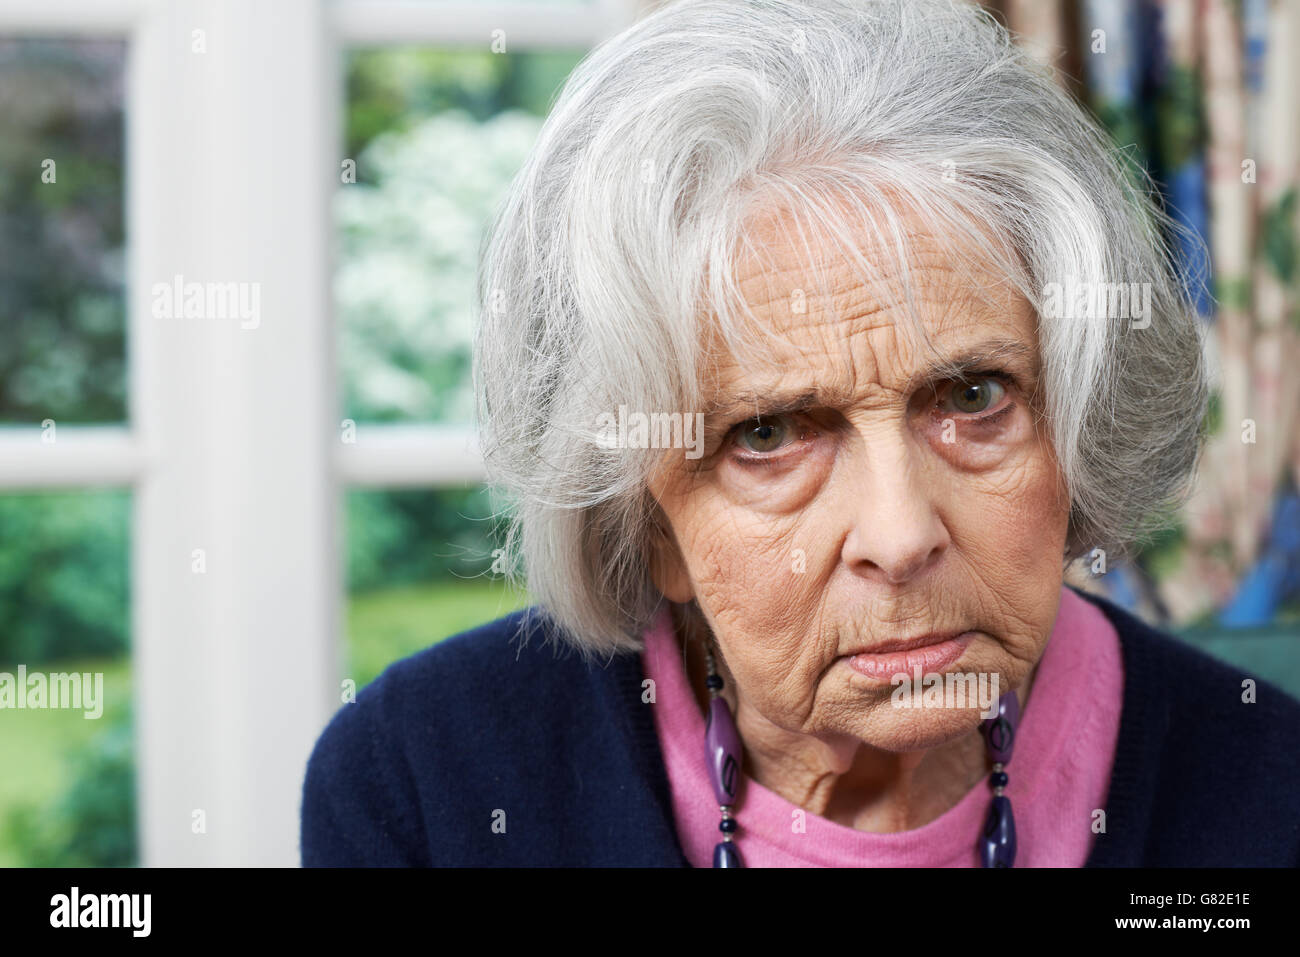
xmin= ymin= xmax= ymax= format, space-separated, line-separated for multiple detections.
xmin=641 ymin=586 xmax=1125 ymax=867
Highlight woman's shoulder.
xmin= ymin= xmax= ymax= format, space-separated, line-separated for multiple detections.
xmin=299 ymin=607 xmax=675 ymax=866
xmin=1073 ymin=587 xmax=1300 ymax=865
xmin=320 ymin=606 xmax=610 ymax=735
xmin=353 ymin=607 xmax=591 ymax=710
xmin=1076 ymin=586 xmax=1300 ymax=723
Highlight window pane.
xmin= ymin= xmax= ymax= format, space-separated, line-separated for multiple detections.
xmin=345 ymin=486 xmax=528 ymax=688
xmin=0 ymin=489 xmax=134 ymax=866
xmin=0 ymin=38 xmax=127 ymax=426
xmin=337 ymin=47 xmax=585 ymax=424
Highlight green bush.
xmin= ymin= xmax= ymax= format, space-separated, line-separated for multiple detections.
xmin=0 ymin=490 xmax=129 ymax=664
xmin=346 ymin=486 xmax=507 ymax=592
xmin=4 ymin=709 xmax=136 ymax=867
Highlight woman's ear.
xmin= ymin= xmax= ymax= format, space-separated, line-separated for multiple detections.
xmin=646 ymin=503 xmax=694 ymax=604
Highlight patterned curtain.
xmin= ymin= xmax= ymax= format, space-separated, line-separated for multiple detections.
xmin=988 ymin=0 xmax=1300 ymax=630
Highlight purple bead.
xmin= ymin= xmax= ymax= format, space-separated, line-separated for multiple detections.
xmin=980 ymin=689 xmax=1019 ymax=765
xmin=713 ymin=841 xmax=743 ymax=868
xmin=980 ymin=795 xmax=1016 ymax=867
xmin=705 ymin=696 xmax=743 ymax=805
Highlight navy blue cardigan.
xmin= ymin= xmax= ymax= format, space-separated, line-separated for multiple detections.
xmin=300 ymin=589 xmax=1300 ymax=866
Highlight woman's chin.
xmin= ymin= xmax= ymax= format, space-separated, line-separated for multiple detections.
xmin=861 ymin=710 xmax=988 ymax=753
xmin=830 ymin=663 xmax=1004 ymax=752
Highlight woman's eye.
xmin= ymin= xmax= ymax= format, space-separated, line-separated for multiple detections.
xmin=735 ymin=415 xmax=794 ymax=453
xmin=945 ymin=377 xmax=1006 ymax=414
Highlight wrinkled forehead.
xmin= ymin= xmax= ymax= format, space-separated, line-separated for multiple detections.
xmin=701 ymin=193 xmax=1038 ymax=400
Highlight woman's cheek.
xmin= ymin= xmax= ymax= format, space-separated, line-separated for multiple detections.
xmin=939 ymin=421 xmax=1070 ymax=627
xmin=679 ymin=494 xmax=830 ymax=628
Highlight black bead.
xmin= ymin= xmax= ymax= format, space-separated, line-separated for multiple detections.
xmin=719 ymin=817 xmax=738 ymax=834
xmin=706 ymin=674 xmax=724 ymax=691
xmin=989 ymin=770 xmax=1009 ymax=789
xmin=713 ymin=841 xmax=743 ymax=868
xmin=979 ymin=795 xmax=1016 ymax=867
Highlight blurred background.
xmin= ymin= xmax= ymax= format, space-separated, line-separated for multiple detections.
xmin=0 ymin=0 xmax=1296 ymax=867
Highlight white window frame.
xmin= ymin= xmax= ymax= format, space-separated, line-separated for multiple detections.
xmin=0 ymin=0 xmax=645 ymax=867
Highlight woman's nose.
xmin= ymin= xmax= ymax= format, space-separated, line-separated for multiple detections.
xmin=839 ymin=435 xmax=951 ymax=586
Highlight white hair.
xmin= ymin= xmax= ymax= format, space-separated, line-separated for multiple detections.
xmin=474 ymin=0 xmax=1208 ymax=660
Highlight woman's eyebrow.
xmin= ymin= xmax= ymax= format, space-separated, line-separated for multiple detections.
xmin=706 ymin=389 xmax=817 ymax=418
xmin=705 ymin=338 xmax=1038 ymax=421
xmin=904 ymin=338 xmax=1038 ymax=391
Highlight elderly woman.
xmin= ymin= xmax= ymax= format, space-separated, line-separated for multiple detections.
xmin=301 ymin=0 xmax=1300 ymax=867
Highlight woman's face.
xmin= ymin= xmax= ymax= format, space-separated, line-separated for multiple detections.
xmin=649 ymin=216 xmax=1072 ymax=755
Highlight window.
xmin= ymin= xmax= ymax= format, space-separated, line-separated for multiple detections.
xmin=0 ymin=0 xmax=649 ymax=867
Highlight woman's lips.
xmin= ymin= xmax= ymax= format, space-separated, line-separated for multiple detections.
xmin=844 ymin=631 xmax=977 ymax=681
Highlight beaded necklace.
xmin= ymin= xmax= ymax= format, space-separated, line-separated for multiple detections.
xmin=702 ymin=643 xmax=1020 ymax=867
